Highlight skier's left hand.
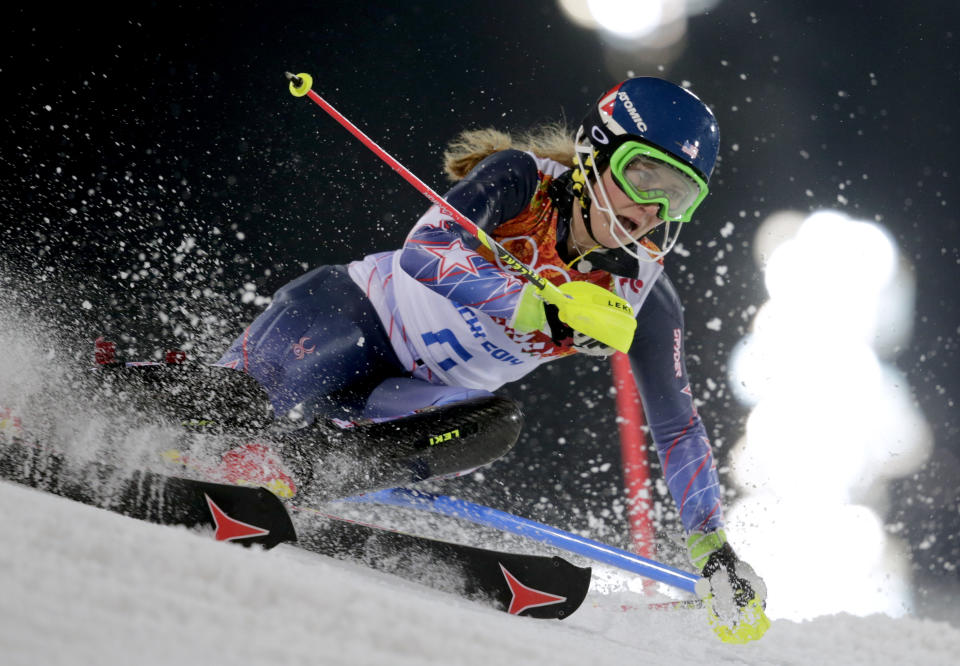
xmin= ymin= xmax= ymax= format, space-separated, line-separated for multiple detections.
xmin=688 ymin=529 xmax=771 ymax=644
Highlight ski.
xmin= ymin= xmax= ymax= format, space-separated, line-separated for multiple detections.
xmin=291 ymin=505 xmax=591 ymax=619
xmin=166 ymin=427 xmax=593 ymax=619
xmin=0 ymin=436 xmax=296 ymax=549
xmin=0 ymin=434 xmax=591 ymax=619
xmin=1 ymin=380 xmax=589 ymax=619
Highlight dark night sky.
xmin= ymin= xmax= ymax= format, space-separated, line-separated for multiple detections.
xmin=2 ymin=1 xmax=958 ymax=616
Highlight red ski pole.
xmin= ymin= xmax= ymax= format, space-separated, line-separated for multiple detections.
xmin=284 ymin=71 xmax=637 ymax=352
xmin=284 ymin=73 xmax=538 ymax=280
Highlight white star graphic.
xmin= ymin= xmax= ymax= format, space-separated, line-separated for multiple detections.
xmin=423 ymin=239 xmax=482 ymax=280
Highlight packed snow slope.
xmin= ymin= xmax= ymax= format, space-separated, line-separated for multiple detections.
xmin=1 ymin=480 xmax=958 ymax=666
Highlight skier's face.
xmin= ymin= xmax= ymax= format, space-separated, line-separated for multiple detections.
xmin=588 ymin=168 xmax=664 ymax=249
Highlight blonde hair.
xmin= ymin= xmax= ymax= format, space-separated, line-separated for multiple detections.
xmin=442 ymin=122 xmax=576 ymax=181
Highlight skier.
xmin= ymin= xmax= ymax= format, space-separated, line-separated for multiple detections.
xmin=210 ymin=77 xmax=768 ymax=641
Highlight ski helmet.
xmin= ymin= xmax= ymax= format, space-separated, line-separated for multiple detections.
xmin=572 ymin=77 xmax=720 ymax=261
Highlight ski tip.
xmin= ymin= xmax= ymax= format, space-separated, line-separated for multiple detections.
xmin=286 ymin=71 xmax=313 ymax=97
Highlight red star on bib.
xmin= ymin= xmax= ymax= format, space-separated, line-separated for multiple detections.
xmin=423 ymin=239 xmax=482 ymax=279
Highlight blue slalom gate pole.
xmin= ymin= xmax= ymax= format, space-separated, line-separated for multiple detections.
xmin=343 ymin=488 xmax=699 ymax=594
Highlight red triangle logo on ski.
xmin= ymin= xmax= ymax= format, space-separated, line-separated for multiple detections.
xmin=499 ymin=562 xmax=566 ymax=615
xmin=205 ymin=493 xmax=271 ymax=542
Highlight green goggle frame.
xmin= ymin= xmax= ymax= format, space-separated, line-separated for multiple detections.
xmin=607 ymin=141 xmax=710 ymax=223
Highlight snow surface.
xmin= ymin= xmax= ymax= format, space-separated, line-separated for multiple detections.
xmin=2 ymin=479 xmax=959 ymax=666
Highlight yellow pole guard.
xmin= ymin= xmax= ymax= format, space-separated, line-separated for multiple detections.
xmin=542 ymin=281 xmax=637 ymax=353
xmin=288 ymin=72 xmax=314 ymax=97
xmin=475 ymin=228 xmax=495 ymax=252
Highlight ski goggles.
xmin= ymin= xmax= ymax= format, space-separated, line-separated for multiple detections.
xmin=607 ymin=141 xmax=709 ymax=223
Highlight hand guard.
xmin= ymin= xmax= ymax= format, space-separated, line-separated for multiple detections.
xmin=512 ymin=284 xmax=621 ymax=356
xmin=544 ymin=305 xmax=616 ymax=355
xmin=688 ymin=530 xmax=771 ymax=645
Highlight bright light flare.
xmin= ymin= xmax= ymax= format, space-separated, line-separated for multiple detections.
xmin=586 ymin=0 xmax=663 ymax=38
xmin=558 ymin=0 xmax=691 ymax=41
xmin=733 ymin=210 xmax=909 ymax=404
xmin=730 ymin=342 xmax=930 ymax=494
xmin=726 ymin=209 xmax=928 ymax=621
xmin=765 ymin=211 xmax=897 ymax=305
xmin=729 ymin=301 xmax=882 ymax=405
xmin=727 ymin=497 xmax=912 ymax=620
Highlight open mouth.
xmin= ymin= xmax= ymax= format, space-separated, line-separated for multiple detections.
xmin=617 ymin=215 xmax=641 ymax=235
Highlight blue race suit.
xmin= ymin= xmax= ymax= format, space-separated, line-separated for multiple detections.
xmin=217 ymin=149 xmax=723 ymax=534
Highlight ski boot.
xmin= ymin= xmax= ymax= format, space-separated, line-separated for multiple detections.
xmin=284 ymin=395 xmax=524 ymax=502
xmin=0 ymin=406 xmax=24 ymax=444
xmin=162 ymin=442 xmax=298 ymax=499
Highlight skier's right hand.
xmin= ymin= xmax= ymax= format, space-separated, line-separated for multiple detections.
xmin=539 ymin=304 xmax=616 ymax=356
xmin=510 ymin=281 xmax=636 ymax=352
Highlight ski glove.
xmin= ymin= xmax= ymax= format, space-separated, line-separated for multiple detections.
xmin=511 ymin=283 xmax=617 ymax=355
xmin=571 ymin=331 xmax=616 ymax=356
xmin=688 ymin=529 xmax=771 ymax=644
